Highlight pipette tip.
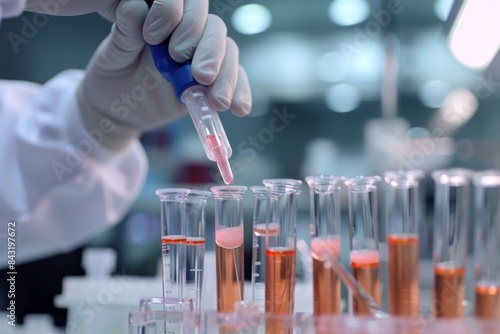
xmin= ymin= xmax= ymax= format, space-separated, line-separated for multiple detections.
xmin=216 ymin=157 xmax=234 ymax=185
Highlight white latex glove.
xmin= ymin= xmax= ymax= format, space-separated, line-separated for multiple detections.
xmin=0 ymin=0 xmax=26 ymax=18
xmin=24 ymin=0 xmax=120 ymax=20
xmin=77 ymin=0 xmax=252 ymax=152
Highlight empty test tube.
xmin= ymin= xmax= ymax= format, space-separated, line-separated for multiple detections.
xmin=384 ymin=170 xmax=424 ymax=317
xmin=473 ymin=170 xmax=500 ymax=319
xmin=263 ymin=179 xmax=302 ymax=315
xmin=305 ymin=175 xmax=342 ymax=316
xmin=155 ymin=189 xmax=190 ymax=299
xmin=185 ymin=190 xmax=211 ymax=311
xmin=432 ymin=169 xmax=471 ymax=318
xmin=345 ymin=176 xmax=382 ymax=316
xmin=211 ymin=185 xmax=247 ymax=312
xmin=250 ymin=186 xmax=270 ymax=312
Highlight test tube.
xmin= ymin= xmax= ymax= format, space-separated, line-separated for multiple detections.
xmin=250 ymin=186 xmax=272 ymax=312
xmin=262 ymin=179 xmax=302 ymax=315
xmin=431 ymin=169 xmax=471 ymax=318
xmin=384 ymin=170 xmax=425 ymax=317
xmin=305 ymin=175 xmax=342 ymax=316
xmin=210 ymin=185 xmax=247 ymax=312
xmin=134 ymin=298 xmax=193 ymax=334
xmin=185 ymin=190 xmax=211 ymax=311
xmin=155 ymin=188 xmax=190 ymax=299
xmin=344 ymin=176 xmax=382 ymax=316
xmin=473 ymin=170 xmax=500 ymax=319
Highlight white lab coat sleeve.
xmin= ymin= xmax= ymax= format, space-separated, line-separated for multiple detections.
xmin=0 ymin=70 xmax=148 ymax=267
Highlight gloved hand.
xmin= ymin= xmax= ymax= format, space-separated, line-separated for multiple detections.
xmin=24 ymin=0 xmax=120 ymax=20
xmin=0 ymin=0 xmax=26 ymax=18
xmin=73 ymin=0 xmax=254 ymax=152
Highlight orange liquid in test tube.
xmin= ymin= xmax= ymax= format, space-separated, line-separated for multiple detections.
xmin=350 ymin=250 xmax=381 ymax=315
xmin=265 ymin=247 xmax=296 ymax=334
xmin=388 ymin=234 xmax=419 ymax=317
xmin=311 ymin=236 xmax=341 ymax=315
xmin=265 ymin=248 xmax=296 ymax=314
xmin=433 ymin=265 xmax=465 ymax=318
xmin=475 ymin=283 xmax=500 ymax=319
xmin=215 ymin=226 xmax=244 ymax=312
xmin=162 ymin=236 xmax=187 ymax=244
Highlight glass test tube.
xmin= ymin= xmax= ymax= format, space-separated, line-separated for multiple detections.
xmin=473 ymin=170 xmax=500 ymax=319
xmin=250 ymin=186 xmax=271 ymax=312
xmin=431 ymin=169 xmax=471 ymax=318
xmin=345 ymin=176 xmax=382 ymax=316
xmin=305 ymin=175 xmax=342 ymax=316
xmin=263 ymin=179 xmax=302 ymax=315
xmin=136 ymin=297 xmax=194 ymax=334
xmin=384 ymin=170 xmax=424 ymax=317
xmin=185 ymin=190 xmax=211 ymax=311
xmin=211 ymin=185 xmax=247 ymax=312
xmin=155 ymin=188 xmax=190 ymax=299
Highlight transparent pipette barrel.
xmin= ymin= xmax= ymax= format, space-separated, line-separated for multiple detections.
xmin=473 ymin=170 xmax=500 ymax=319
xmin=384 ymin=170 xmax=425 ymax=317
xmin=263 ymin=179 xmax=302 ymax=315
xmin=155 ymin=189 xmax=190 ymax=299
xmin=210 ymin=185 xmax=247 ymax=312
xmin=344 ymin=176 xmax=382 ymax=316
xmin=182 ymin=86 xmax=234 ymax=185
xmin=305 ymin=175 xmax=342 ymax=316
xmin=185 ymin=190 xmax=211 ymax=311
xmin=250 ymin=186 xmax=270 ymax=312
xmin=431 ymin=169 xmax=471 ymax=318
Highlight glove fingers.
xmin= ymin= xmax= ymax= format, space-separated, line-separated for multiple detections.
xmin=143 ymin=0 xmax=183 ymax=45
xmin=191 ymin=14 xmax=227 ymax=86
xmin=230 ymin=66 xmax=252 ymax=117
xmin=93 ymin=0 xmax=148 ymax=72
xmin=208 ymin=37 xmax=239 ymax=111
xmin=24 ymin=0 xmax=116 ymax=16
xmin=169 ymin=0 xmax=208 ymax=62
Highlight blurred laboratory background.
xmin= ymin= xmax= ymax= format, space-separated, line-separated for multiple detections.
xmin=1 ymin=0 xmax=499 ymax=328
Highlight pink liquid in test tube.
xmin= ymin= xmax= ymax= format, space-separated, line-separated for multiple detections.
xmin=215 ymin=225 xmax=244 ymax=311
xmin=216 ymin=225 xmax=244 ymax=248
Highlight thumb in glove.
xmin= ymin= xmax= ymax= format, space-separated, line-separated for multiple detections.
xmin=78 ymin=0 xmax=186 ymax=152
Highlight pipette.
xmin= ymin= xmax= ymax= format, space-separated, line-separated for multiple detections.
xmin=315 ymin=242 xmax=388 ymax=319
xmin=148 ymin=38 xmax=234 ymax=184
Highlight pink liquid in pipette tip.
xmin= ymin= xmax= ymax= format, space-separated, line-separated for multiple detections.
xmin=216 ymin=225 xmax=244 ymax=249
xmin=216 ymin=159 xmax=234 ymax=185
xmin=206 ymin=134 xmax=234 ymax=185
